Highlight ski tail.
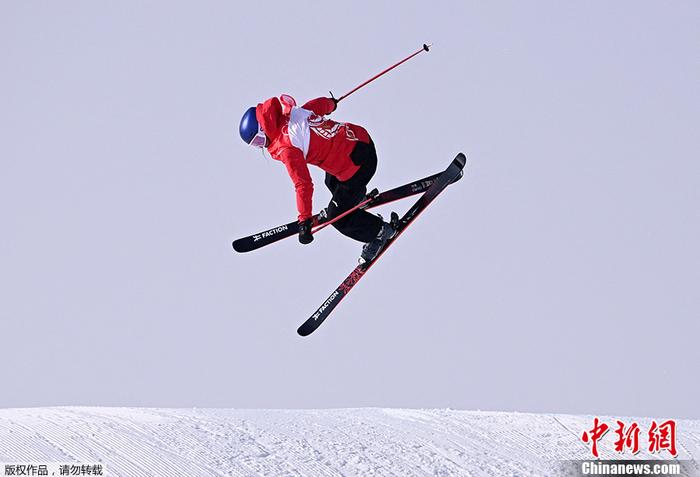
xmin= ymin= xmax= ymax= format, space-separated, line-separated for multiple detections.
xmin=297 ymin=153 xmax=467 ymax=336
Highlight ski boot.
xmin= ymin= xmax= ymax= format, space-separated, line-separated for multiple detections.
xmin=359 ymin=212 xmax=400 ymax=266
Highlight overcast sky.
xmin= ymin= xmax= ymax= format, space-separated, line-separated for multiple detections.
xmin=1 ymin=1 xmax=698 ymax=419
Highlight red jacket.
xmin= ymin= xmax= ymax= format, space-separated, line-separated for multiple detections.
xmin=255 ymin=95 xmax=370 ymax=221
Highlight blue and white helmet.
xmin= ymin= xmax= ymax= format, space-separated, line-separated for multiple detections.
xmin=239 ymin=106 xmax=266 ymax=147
xmin=239 ymin=106 xmax=258 ymax=143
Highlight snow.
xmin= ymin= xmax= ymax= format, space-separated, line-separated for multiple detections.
xmin=0 ymin=407 xmax=698 ymax=476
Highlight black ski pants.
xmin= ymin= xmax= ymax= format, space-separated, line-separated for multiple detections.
xmin=324 ymin=140 xmax=383 ymax=243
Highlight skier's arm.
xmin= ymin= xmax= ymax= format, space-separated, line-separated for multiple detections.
xmin=280 ymin=149 xmax=314 ymax=222
xmin=301 ymin=97 xmax=337 ymax=116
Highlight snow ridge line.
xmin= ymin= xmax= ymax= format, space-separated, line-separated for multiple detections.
xmin=0 ymin=408 xmax=698 ymax=477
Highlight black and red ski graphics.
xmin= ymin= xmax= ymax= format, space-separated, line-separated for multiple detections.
xmin=297 ymin=153 xmax=467 ymax=336
xmin=232 ymin=170 xmax=461 ymax=253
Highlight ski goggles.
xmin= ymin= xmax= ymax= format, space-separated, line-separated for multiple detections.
xmin=248 ymin=126 xmax=267 ymax=148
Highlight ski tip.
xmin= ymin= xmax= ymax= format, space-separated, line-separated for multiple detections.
xmin=454 ymin=152 xmax=467 ymax=168
xmin=297 ymin=325 xmax=312 ymax=337
xmin=232 ymin=240 xmax=247 ymax=253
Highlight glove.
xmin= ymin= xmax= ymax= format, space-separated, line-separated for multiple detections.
xmin=328 ymin=96 xmax=338 ymax=113
xmin=298 ymin=218 xmax=314 ymax=244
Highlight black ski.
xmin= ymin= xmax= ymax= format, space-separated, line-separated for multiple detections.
xmin=232 ymin=171 xmax=461 ymax=253
xmin=297 ymin=153 xmax=467 ymax=336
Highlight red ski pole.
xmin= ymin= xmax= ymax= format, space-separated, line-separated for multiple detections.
xmin=311 ymin=198 xmax=371 ymax=235
xmin=311 ymin=189 xmax=379 ymax=234
xmin=332 ymin=43 xmax=431 ymax=103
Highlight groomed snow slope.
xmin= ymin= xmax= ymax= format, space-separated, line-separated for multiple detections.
xmin=0 ymin=408 xmax=698 ymax=476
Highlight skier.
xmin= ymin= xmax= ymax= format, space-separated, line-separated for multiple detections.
xmin=238 ymin=94 xmax=395 ymax=263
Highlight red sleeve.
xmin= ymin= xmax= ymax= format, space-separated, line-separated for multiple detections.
xmin=279 ymin=148 xmax=314 ymax=221
xmin=301 ymin=97 xmax=336 ymax=116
